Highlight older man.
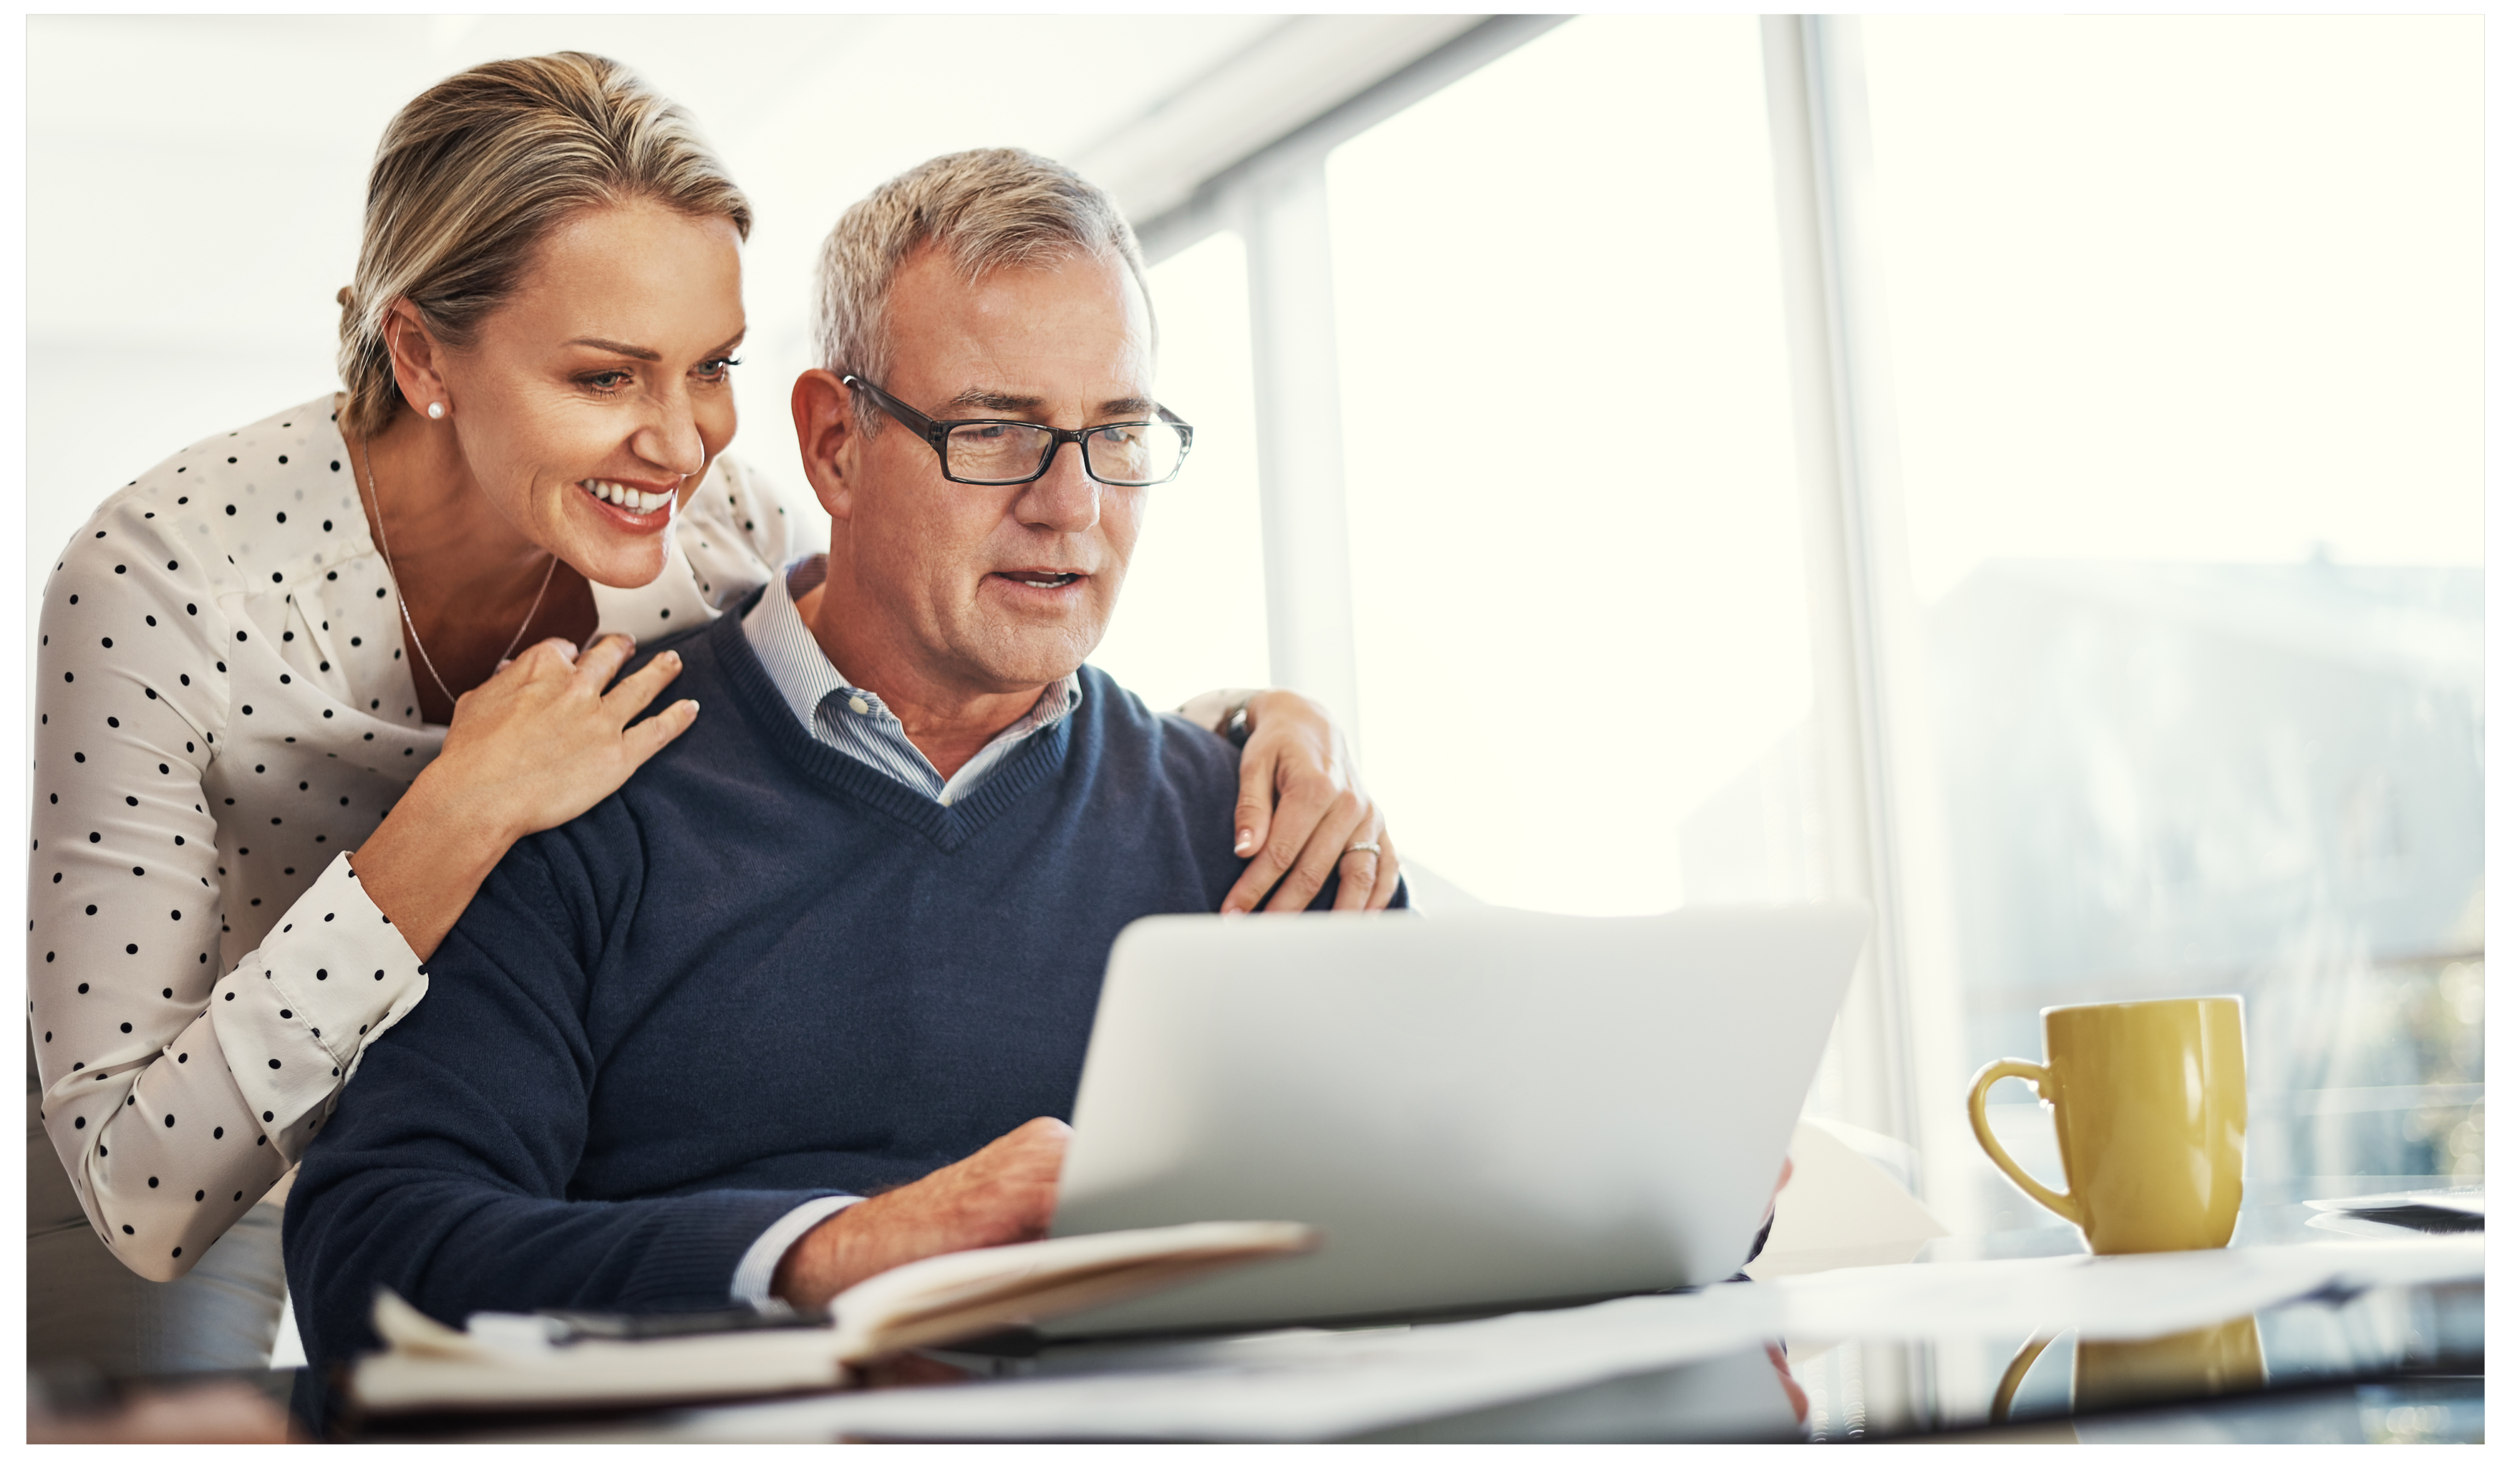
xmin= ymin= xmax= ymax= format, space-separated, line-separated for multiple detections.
xmin=282 ymin=149 xmax=1405 ymax=1370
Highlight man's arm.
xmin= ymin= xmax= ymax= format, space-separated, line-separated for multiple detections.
xmin=770 ymin=1116 xmax=1070 ymax=1314
xmin=280 ymin=835 xmax=844 ymax=1370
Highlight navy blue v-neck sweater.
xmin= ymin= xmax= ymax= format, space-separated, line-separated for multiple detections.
xmin=284 ymin=600 xmax=1395 ymax=1370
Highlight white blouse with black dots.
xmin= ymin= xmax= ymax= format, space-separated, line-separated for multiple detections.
xmin=27 ymin=396 xmax=792 ymax=1281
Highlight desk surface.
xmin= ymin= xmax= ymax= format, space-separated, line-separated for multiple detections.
xmin=312 ymin=1183 xmax=2483 ymax=1444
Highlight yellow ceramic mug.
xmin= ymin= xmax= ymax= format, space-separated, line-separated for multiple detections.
xmin=1966 ymin=996 xmax=2247 ymax=1254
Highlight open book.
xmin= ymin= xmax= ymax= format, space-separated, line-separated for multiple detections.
xmin=348 ymin=1220 xmax=1317 ymax=1415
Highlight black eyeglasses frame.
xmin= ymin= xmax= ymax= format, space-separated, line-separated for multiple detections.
xmin=842 ymin=373 xmax=1195 ymax=487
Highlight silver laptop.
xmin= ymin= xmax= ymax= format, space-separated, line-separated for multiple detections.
xmin=1043 ymin=902 xmax=1870 ymax=1338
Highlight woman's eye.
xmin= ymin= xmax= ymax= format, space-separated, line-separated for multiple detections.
xmin=697 ymin=356 xmax=741 ymax=381
xmin=581 ymin=370 xmax=634 ymax=392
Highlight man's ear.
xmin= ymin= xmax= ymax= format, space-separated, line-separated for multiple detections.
xmin=382 ymin=301 xmax=454 ymax=426
xmin=791 ymin=369 xmax=861 ymax=522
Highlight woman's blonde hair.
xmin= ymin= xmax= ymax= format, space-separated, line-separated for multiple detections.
xmin=335 ymin=51 xmax=752 ymax=439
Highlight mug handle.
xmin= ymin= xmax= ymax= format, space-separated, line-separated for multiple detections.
xmin=1989 ymin=1331 xmax=2057 ymax=1422
xmin=1967 ymin=1059 xmax=2085 ymax=1228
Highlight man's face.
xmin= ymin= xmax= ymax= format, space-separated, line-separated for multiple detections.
xmin=838 ymin=246 xmax=1154 ymax=696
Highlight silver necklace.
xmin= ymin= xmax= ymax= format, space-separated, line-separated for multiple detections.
xmin=356 ymin=435 xmax=558 ymax=709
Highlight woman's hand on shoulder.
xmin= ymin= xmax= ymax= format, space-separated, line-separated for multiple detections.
xmin=1217 ymin=689 xmax=1400 ymax=915
xmin=425 ymin=634 xmax=697 ymax=844
xmin=353 ymin=636 xmax=696 ymax=960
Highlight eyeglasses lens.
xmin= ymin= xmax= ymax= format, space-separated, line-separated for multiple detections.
xmin=1084 ymin=422 xmax=1184 ymax=485
xmin=944 ymin=423 xmax=1051 ymax=484
xmin=942 ymin=422 xmax=1186 ymax=486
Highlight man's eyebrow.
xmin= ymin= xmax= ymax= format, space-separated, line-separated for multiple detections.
xmin=939 ymin=388 xmax=1044 ymax=416
xmin=937 ymin=389 xmax=1160 ymax=419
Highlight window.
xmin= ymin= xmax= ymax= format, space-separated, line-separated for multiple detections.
xmin=1862 ymin=16 xmax=2485 ymax=1217
xmin=1326 ymin=16 xmax=1815 ymax=918
xmin=1089 ymin=231 xmax=1273 ymax=714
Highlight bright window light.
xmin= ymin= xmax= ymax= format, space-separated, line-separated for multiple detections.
xmin=1328 ymin=16 xmax=1811 ymax=917
xmin=1865 ymin=16 xmax=2483 ymax=602
xmin=1090 ymin=231 xmax=1273 ymax=714
xmin=1865 ymin=16 xmax=2485 ymax=1198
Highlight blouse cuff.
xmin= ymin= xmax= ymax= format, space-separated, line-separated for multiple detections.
xmin=206 ymin=852 xmax=428 ymax=1156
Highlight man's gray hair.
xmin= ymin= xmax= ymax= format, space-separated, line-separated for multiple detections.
xmin=811 ymin=147 xmax=1153 ymax=427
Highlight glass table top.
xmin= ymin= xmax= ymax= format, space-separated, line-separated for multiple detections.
xmin=995 ymin=1178 xmax=2487 ymax=1445
xmin=257 ymin=1176 xmax=2484 ymax=1443
xmin=1780 ymin=1177 xmax=2484 ymax=1444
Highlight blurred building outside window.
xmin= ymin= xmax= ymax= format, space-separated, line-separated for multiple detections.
xmin=1867 ymin=13 xmax=2485 ymax=1207
xmin=1669 ymin=15 xmax=2482 ymax=1241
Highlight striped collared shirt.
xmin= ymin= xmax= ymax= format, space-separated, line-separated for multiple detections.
xmin=741 ymin=554 xmax=1080 ymax=806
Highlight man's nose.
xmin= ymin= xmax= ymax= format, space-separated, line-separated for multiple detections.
xmin=1015 ymin=440 xmax=1101 ymax=535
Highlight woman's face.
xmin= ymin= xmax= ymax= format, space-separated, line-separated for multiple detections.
xmin=432 ymin=200 xmax=747 ymax=589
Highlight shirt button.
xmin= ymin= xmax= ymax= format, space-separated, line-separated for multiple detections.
xmin=849 ymin=697 xmax=870 ymax=715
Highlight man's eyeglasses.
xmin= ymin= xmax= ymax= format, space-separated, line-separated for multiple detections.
xmin=844 ymin=374 xmax=1194 ymax=488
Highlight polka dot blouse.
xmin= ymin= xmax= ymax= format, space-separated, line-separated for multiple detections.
xmin=26 ymin=396 xmax=791 ymax=1281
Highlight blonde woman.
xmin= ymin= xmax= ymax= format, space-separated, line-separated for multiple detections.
xmin=27 ymin=51 xmax=1398 ymax=1375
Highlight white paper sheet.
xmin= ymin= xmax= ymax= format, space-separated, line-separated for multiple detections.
xmin=1744 ymin=1120 xmax=1949 ymax=1280
xmin=599 ymin=1295 xmax=1786 ymax=1443
xmin=1763 ymin=1236 xmax=2484 ymax=1343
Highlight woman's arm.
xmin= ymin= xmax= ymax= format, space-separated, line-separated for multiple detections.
xmin=27 ymin=511 xmax=364 ymax=1278
xmin=27 ymin=506 xmax=697 ymax=1281
xmin=1183 ymin=689 xmax=1402 ymax=915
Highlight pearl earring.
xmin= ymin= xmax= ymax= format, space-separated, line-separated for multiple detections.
xmin=427 ymin=402 xmax=446 ymax=420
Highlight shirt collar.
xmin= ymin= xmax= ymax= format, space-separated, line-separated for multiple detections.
xmin=741 ymin=554 xmax=1081 ymax=742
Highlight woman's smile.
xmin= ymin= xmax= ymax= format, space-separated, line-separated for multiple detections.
xmin=573 ymin=475 xmax=681 ymax=529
